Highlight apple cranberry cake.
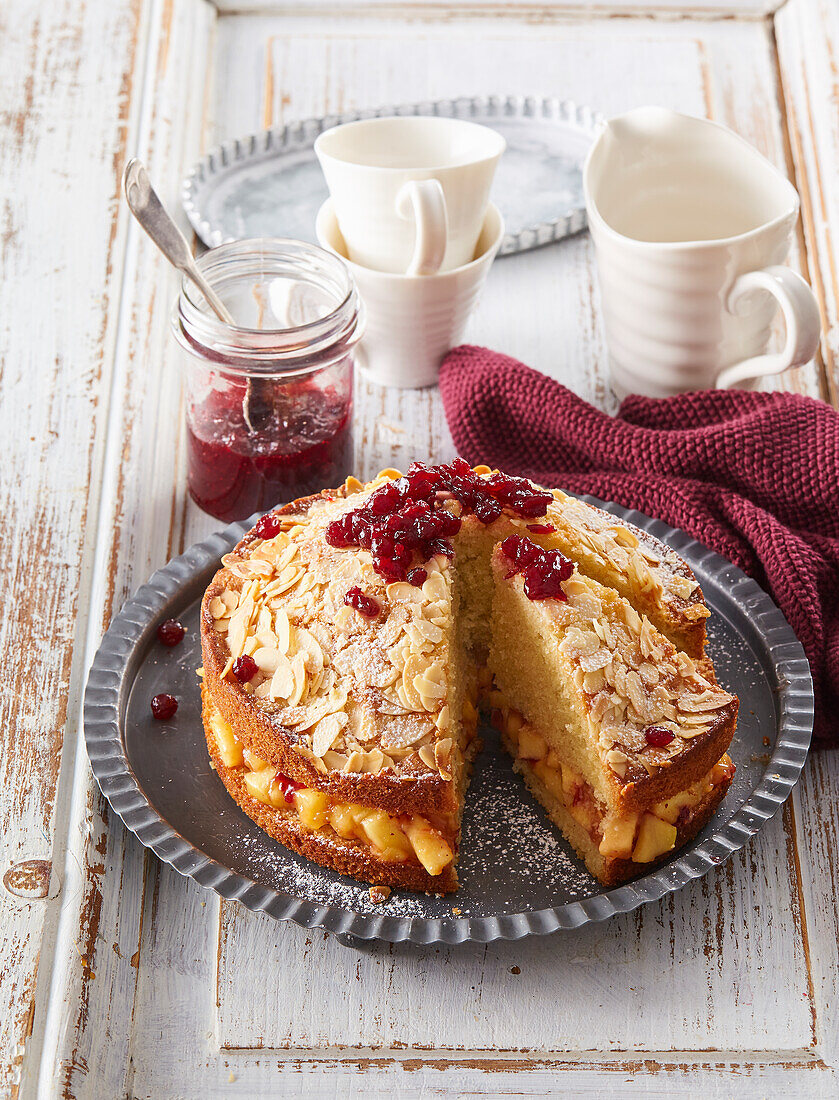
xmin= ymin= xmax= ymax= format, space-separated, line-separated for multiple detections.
xmin=199 ymin=461 xmax=737 ymax=893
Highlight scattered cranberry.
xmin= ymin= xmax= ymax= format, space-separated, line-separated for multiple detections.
xmin=232 ymin=654 xmax=258 ymax=682
xmin=324 ymin=460 xmax=553 ymax=583
xmin=157 ymin=619 xmax=186 ymax=646
xmin=344 ymin=586 xmax=380 ymax=618
xmin=150 ymin=693 xmax=178 ymax=720
xmin=275 ymin=773 xmax=303 ymax=803
xmin=500 ymin=535 xmax=573 ymax=601
xmin=645 ymin=725 xmax=675 ymax=748
xmin=253 ymin=511 xmax=281 ymax=540
xmin=407 ymin=567 xmax=428 ymax=587
xmin=527 ymin=523 xmax=555 ymax=534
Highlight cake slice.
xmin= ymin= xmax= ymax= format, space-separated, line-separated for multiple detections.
xmin=488 ymin=536 xmax=738 ymax=884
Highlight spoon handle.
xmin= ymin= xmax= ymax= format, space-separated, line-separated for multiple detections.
xmin=122 ymin=158 xmax=235 ymax=326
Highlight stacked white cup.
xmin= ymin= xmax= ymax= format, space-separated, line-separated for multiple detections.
xmin=314 ymin=116 xmax=505 ymax=388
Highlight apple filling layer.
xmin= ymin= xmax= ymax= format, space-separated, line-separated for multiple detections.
xmin=210 ymin=706 xmax=455 ymax=876
xmin=494 ymin=703 xmax=735 ymax=864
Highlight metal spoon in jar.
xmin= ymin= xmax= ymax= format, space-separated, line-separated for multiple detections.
xmin=122 ymin=157 xmax=270 ymax=432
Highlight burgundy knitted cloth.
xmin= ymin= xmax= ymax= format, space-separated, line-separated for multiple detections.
xmin=439 ymin=345 xmax=839 ymax=745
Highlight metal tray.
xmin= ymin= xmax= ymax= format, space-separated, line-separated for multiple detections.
xmin=84 ymin=499 xmax=813 ymax=946
xmin=182 ymin=95 xmax=602 ymax=257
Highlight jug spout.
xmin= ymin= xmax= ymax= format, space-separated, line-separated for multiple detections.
xmin=597 ymin=106 xmax=683 ymax=162
xmin=584 ymin=107 xmax=799 ymax=246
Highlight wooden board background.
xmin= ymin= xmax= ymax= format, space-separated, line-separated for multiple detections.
xmin=1 ymin=1 xmax=837 ymax=1097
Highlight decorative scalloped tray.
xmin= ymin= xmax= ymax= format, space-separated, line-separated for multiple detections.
xmin=182 ymin=96 xmax=602 ymax=257
xmin=84 ymin=498 xmax=812 ymax=946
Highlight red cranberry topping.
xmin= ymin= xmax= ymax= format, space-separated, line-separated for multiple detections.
xmin=253 ymin=511 xmax=281 ymax=540
xmin=325 ymin=460 xmax=553 ymax=582
xmin=527 ymin=523 xmax=556 ymax=534
xmin=407 ymin=567 xmax=428 ymax=587
xmin=344 ymin=586 xmax=380 ymax=618
xmin=232 ymin=654 xmax=258 ymax=683
xmin=150 ymin=693 xmax=178 ymax=720
xmin=645 ymin=725 xmax=676 ymax=748
xmin=500 ymin=535 xmax=573 ymax=601
xmin=157 ymin=619 xmax=185 ymax=646
xmin=276 ymin=773 xmax=302 ymax=803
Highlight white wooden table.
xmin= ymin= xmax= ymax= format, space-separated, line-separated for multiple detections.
xmin=4 ymin=1 xmax=839 ymax=1096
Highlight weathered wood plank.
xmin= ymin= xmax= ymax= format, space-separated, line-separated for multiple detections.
xmin=775 ymin=0 xmax=839 ymax=405
xmin=24 ymin=1 xmax=217 ymax=1097
xmin=125 ymin=867 xmax=833 ymax=1100
xmin=0 ymin=1 xmax=145 ymax=1094
xmin=216 ymin=809 xmax=813 ymax=1052
xmin=214 ymin=0 xmax=782 ymax=20
xmin=789 ymin=748 xmax=839 ymax=1072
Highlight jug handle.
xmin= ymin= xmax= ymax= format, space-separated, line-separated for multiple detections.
xmin=396 ymin=180 xmax=447 ymax=277
xmin=716 ymin=266 xmax=821 ymax=389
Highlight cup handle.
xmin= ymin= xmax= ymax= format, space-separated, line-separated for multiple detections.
xmin=716 ymin=265 xmax=821 ymax=389
xmin=396 ymin=179 xmax=447 ymax=276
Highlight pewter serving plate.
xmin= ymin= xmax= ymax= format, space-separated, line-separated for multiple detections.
xmin=84 ymin=499 xmax=812 ymax=946
xmin=182 ymin=96 xmax=602 ymax=257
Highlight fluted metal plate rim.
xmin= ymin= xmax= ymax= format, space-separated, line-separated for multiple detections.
xmin=182 ymin=95 xmax=603 ymax=258
xmin=84 ymin=499 xmax=813 ymax=946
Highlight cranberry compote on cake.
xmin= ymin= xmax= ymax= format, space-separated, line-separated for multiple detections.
xmin=343 ymin=586 xmax=380 ymax=618
xmin=500 ymin=535 xmax=574 ymax=600
xmin=324 ymin=459 xmax=553 ymax=583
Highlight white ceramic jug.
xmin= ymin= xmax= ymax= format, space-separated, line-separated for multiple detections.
xmin=584 ymin=107 xmax=821 ymax=397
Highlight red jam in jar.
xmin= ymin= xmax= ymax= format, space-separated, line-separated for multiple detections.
xmin=186 ymin=377 xmax=352 ymax=521
xmin=173 ymin=239 xmax=362 ymax=522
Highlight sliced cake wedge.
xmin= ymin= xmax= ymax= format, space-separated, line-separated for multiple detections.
xmin=488 ymin=535 xmax=738 ymax=884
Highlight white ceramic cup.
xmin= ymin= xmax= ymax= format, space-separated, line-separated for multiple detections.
xmin=314 ymin=115 xmax=505 ymax=276
xmin=316 ymin=198 xmax=503 ymax=388
xmin=583 ymin=107 xmax=821 ymax=397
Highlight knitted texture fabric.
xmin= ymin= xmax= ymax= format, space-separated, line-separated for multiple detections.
xmin=439 ymin=345 xmax=839 ymax=744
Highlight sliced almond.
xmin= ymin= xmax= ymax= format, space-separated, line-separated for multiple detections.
xmin=418 ymin=745 xmax=437 ymax=770
xmin=209 ymin=596 xmax=227 ymax=619
xmin=401 ymin=653 xmax=427 ymax=710
xmin=269 ymin=653 xmax=295 ymax=700
xmin=421 ymin=572 xmax=447 ymax=602
xmin=227 ymin=613 xmax=248 ymax=660
xmin=605 ymin=748 xmax=629 ymax=778
xmin=253 ymin=646 xmax=282 ymax=674
xmin=610 ymin=526 xmax=639 ymax=549
xmin=671 ymin=575 xmax=699 ymax=599
xmin=386 ymin=581 xmax=424 ymax=605
xmin=380 ymin=715 xmax=435 ymax=750
xmin=405 ymin=622 xmax=434 ymax=653
xmin=295 ymin=627 xmax=325 ymax=674
xmin=322 ymin=750 xmax=349 ymax=772
xmin=625 ymin=670 xmax=647 ymax=715
xmin=287 ymin=652 xmax=308 ymax=707
xmin=360 ymin=748 xmax=385 ymax=774
xmin=311 ymin=712 xmax=346 ymax=757
xmin=343 ymin=750 xmax=364 ymax=773
xmin=221 ymin=588 xmax=238 ymax=610
xmin=435 ymin=737 xmax=453 ymax=780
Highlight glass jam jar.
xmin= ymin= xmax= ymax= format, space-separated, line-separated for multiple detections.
xmin=171 ymin=238 xmax=363 ymax=522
